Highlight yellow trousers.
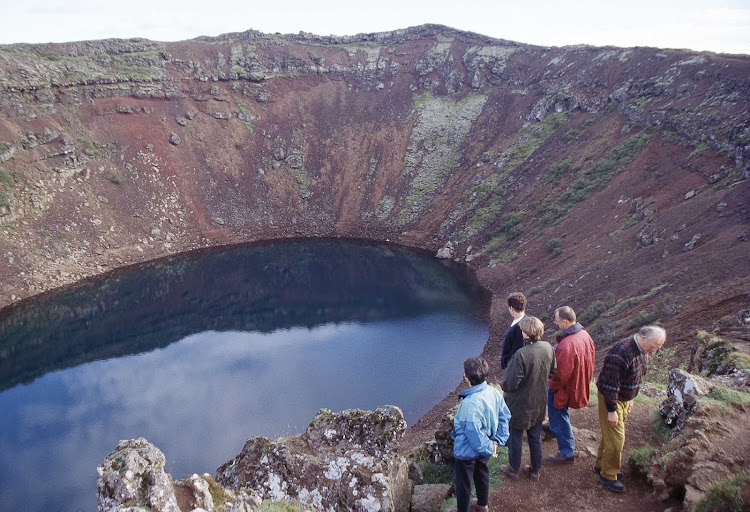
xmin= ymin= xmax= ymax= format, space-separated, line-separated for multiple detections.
xmin=596 ymin=391 xmax=631 ymax=481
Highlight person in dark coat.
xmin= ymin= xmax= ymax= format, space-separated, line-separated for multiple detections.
xmin=501 ymin=292 xmax=527 ymax=369
xmin=500 ymin=315 xmax=556 ymax=481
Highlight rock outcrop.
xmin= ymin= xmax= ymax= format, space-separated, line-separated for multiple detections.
xmin=216 ymin=406 xmax=411 ymax=512
xmin=649 ymin=369 xmax=750 ymax=511
xmin=98 ymin=406 xmax=411 ymax=512
xmin=97 ymin=438 xmax=181 ymax=512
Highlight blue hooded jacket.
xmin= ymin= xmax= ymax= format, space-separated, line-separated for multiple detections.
xmin=451 ymin=381 xmax=511 ymax=460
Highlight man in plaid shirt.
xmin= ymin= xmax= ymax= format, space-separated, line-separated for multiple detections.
xmin=595 ymin=325 xmax=667 ymax=492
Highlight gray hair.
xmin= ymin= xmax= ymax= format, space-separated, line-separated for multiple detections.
xmin=639 ymin=325 xmax=666 ymax=342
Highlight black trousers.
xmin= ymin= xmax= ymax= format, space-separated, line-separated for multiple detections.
xmin=508 ymin=422 xmax=543 ymax=471
xmin=454 ymin=456 xmax=490 ymax=512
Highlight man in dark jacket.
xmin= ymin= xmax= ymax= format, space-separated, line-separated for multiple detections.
xmin=501 ymin=292 xmax=527 ymax=369
xmin=547 ymin=306 xmax=596 ymax=464
xmin=595 ymin=325 xmax=666 ymax=493
xmin=500 ymin=316 xmax=556 ymax=481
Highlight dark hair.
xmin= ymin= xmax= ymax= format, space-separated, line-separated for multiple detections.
xmin=507 ymin=292 xmax=527 ymax=313
xmin=464 ymin=357 xmax=490 ymax=386
xmin=555 ymin=306 xmax=576 ymax=323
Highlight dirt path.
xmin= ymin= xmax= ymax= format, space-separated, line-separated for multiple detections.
xmin=486 ymin=399 xmax=681 ymax=512
xmin=402 ymin=334 xmax=682 ymax=511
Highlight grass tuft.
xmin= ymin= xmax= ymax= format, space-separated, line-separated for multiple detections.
xmin=694 ymin=472 xmax=749 ymax=512
xmin=628 ymin=445 xmax=655 ymax=476
xmin=708 ymin=387 xmax=750 ymax=408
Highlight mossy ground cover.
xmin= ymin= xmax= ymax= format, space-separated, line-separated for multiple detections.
xmin=398 ymin=92 xmax=487 ymax=225
xmin=537 ymin=129 xmax=653 ymax=228
xmin=695 ymin=473 xmax=749 ymax=512
xmin=628 ymin=445 xmax=655 ymax=476
xmin=580 ymin=283 xmax=672 ymax=343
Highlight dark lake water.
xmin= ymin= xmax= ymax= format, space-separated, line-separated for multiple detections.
xmin=0 ymin=239 xmax=490 ymax=512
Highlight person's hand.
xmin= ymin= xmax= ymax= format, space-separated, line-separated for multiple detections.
xmin=627 ymin=401 xmax=634 ymax=414
xmin=607 ymin=411 xmax=618 ymax=427
xmin=492 ymin=441 xmax=499 ymax=458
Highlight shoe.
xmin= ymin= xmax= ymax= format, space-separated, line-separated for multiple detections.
xmin=546 ymin=452 xmax=575 ymax=464
xmin=522 ymin=465 xmax=540 ymax=481
xmin=593 ymin=466 xmax=623 ymax=479
xmin=599 ymin=475 xmax=626 ymax=493
xmin=500 ymin=464 xmax=519 ymax=481
xmin=468 ymin=499 xmax=489 ymax=512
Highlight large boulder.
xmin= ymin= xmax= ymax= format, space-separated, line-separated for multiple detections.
xmin=649 ymin=369 xmax=750 ymax=511
xmin=659 ymin=368 xmax=711 ymax=434
xmin=97 ymin=438 xmax=180 ymax=512
xmin=97 ymin=440 xmax=262 ymax=512
xmin=216 ymin=405 xmax=410 ymax=512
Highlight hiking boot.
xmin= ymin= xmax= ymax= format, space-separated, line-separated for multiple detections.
xmin=500 ymin=464 xmax=519 ymax=481
xmin=593 ymin=466 xmax=623 ymax=479
xmin=469 ymin=503 xmax=489 ymax=512
xmin=541 ymin=421 xmax=556 ymax=441
xmin=546 ymin=452 xmax=575 ymax=464
xmin=599 ymin=475 xmax=626 ymax=493
xmin=522 ymin=465 xmax=540 ymax=481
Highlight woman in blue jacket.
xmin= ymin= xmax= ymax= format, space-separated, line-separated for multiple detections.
xmin=450 ymin=357 xmax=511 ymax=512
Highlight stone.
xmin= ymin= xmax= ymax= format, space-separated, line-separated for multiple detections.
xmin=659 ymin=369 xmax=710 ymax=432
xmin=683 ymin=234 xmax=700 ymax=251
xmin=434 ymin=405 xmax=458 ymax=463
xmin=410 ymin=484 xmax=452 ymax=512
xmin=637 ymin=225 xmax=659 ymax=247
xmin=436 ymin=247 xmax=452 ymax=259
xmin=169 ymin=132 xmax=182 ymax=146
xmin=216 ymin=406 xmax=410 ymax=512
xmin=716 ymin=202 xmax=727 ymax=212
xmin=286 ymin=150 xmax=304 ymax=169
xmin=229 ymin=490 xmax=262 ymax=512
xmin=175 ymin=117 xmax=188 ymax=126
xmin=273 ymin=146 xmax=286 ymax=161
xmin=97 ymin=437 xmax=180 ymax=512
xmin=436 ymin=241 xmax=455 ymax=259
xmin=408 ymin=460 xmax=424 ymax=484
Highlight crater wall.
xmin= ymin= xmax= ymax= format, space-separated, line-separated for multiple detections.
xmin=0 ymin=25 xmax=748 ymax=359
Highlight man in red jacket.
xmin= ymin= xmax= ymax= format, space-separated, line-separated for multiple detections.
xmin=546 ymin=306 xmax=595 ymax=463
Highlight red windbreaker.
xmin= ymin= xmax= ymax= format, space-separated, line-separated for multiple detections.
xmin=548 ymin=328 xmax=595 ymax=409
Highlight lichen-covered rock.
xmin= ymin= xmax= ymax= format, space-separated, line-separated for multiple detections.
xmin=648 ymin=369 xmax=750 ymax=511
xmin=659 ymin=369 xmax=710 ymax=434
xmin=229 ymin=490 xmax=262 ymax=512
xmin=433 ymin=404 xmax=458 ymax=463
xmin=96 ymin=437 xmax=180 ymax=512
xmin=186 ymin=474 xmax=214 ymax=511
xmin=216 ymin=406 xmax=410 ymax=512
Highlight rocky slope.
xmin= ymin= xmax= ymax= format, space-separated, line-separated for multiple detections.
xmin=0 ymin=24 xmax=748 ymax=370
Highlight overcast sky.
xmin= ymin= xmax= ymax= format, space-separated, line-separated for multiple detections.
xmin=1 ymin=0 xmax=748 ymax=55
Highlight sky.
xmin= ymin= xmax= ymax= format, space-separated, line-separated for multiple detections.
xmin=0 ymin=0 xmax=749 ymax=55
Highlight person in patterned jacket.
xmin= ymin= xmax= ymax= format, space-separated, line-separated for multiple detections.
xmin=595 ymin=325 xmax=666 ymax=493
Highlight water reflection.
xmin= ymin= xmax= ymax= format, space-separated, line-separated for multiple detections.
xmin=0 ymin=239 xmax=489 ymax=512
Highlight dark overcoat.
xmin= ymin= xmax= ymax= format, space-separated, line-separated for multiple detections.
xmin=501 ymin=340 xmax=556 ymax=430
